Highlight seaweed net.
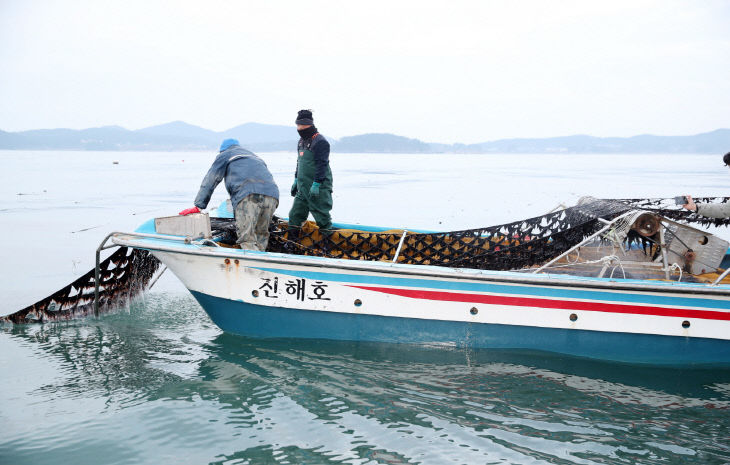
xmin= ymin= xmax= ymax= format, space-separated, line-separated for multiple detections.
xmin=211 ymin=197 xmax=729 ymax=271
xmin=210 ymin=197 xmax=656 ymax=271
xmin=2 ymin=247 xmax=161 ymax=324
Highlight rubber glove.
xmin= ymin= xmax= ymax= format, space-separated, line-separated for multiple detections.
xmin=309 ymin=181 xmax=321 ymax=198
xmin=179 ymin=206 xmax=201 ymax=216
xmin=291 ymin=180 xmax=298 ymax=197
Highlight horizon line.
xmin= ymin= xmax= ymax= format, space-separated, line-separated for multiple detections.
xmin=1 ymin=122 xmax=728 ymax=146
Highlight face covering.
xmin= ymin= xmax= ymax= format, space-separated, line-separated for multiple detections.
xmin=297 ymin=126 xmax=317 ymax=139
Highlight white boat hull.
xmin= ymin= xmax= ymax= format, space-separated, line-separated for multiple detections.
xmin=107 ymin=231 xmax=730 ymax=366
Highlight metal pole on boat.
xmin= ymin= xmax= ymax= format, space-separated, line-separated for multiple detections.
xmin=148 ymin=266 xmax=168 ymax=289
xmin=392 ymin=230 xmax=408 ymax=263
xmin=658 ymin=225 xmax=671 ymax=280
xmin=94 ymin=232 xmax=120 ymax=316
xmin=532 ymin=211 xmax=635 ymax=274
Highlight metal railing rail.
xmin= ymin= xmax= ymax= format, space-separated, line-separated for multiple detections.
xmin=392 ymin=230 xmax=409 ymax=263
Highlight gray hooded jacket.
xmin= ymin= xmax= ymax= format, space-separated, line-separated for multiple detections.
xmin=194 ymin=145 xmax=279 ymax=210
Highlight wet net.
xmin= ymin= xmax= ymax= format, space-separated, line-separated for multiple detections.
xmin=211 ymin=196 xmax=730 ymax=271
xmin=2 ymin=247 xmax=161 ymax=324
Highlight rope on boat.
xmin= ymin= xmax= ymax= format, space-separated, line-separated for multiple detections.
xmin=668 ymin=263 xmax=683 ymax=282
xmin=607 ymin=256 xmax=627 ymax=280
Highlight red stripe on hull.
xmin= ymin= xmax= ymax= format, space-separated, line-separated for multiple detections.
xmin=350 ymin=285 xmax=730 ymax=321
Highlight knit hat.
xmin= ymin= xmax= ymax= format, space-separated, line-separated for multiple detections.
xmin=219 ymin=138 xmax=239 ymax=152
xmin=724 ymin=152 xmax=730 ymax=166
xmin=295 ymin=109 xmax=314 ymax=125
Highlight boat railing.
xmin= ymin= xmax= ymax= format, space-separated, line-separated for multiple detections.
xmin=392 ymin=230 xmax=409 ymax=263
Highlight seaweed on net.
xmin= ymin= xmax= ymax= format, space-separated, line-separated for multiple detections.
xmin=246 ymin=197 xmax=728 ymax=271
xmin=2 ymin=248 xmax=161 ymax=324
xmin=213 ymin=198 xmax=643 ymax=271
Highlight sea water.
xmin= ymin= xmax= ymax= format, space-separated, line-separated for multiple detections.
xmin=1 ymin=150 xmax=729 ymax=464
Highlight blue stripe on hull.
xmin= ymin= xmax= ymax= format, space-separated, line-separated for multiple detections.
xmin=190 ymin=291 xmax=730 ymax=367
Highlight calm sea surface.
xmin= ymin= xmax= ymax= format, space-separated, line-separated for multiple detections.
xmin=2 ymin=150 xmax=730 ymax=464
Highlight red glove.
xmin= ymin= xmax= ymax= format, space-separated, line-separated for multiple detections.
xmin=179 ymin=206 xmax=201 ymax=216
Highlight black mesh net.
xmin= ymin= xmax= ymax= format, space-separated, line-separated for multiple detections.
xmin=211 ymin=197 xmax=729 ymax=271
xmin=3 ymin=248 xmax=160 ymax=324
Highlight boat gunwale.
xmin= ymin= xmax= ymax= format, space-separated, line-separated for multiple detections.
xmin=111 ymin=233 xmax=730 ymax=298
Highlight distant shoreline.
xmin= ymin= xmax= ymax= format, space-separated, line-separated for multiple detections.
xmin=1 ymin=122 xmax=727 ymax=154
xmin=0 ymin=150 xmax=722 ymax=157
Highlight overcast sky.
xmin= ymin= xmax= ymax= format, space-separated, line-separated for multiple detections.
xmin=1 ymin=0 xmax=728 ymax=143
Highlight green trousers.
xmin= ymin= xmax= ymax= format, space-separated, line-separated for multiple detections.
xmin=288 ymin=187 xmax=333 ymax=230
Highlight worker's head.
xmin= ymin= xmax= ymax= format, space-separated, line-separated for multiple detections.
xmin=219 ymin=138 xmax=239 ymax=152
xmin=724 ymin=152 xmax=730 ymax=167
xmin=295 ymin=109 xmax=314 ymax=130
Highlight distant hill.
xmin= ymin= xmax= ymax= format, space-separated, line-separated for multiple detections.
xmin=0 ymin=122 xmax=727 ymax=153
xmin=135 ymin=121 xmax=298 ymax=151
xmin=2 ymin=125 xmax=205 ymax=150
xmin=0 ymin=122 xmax=295 ymax=151
xmin=444 ymin=129 xmax=730 ymax=154
xmin=138 ymin=121 xmax=219 ymax=140
xmin=222 ymin=122 xmax=296 ymax=145
xmin=334 ymin=133 xmax=431 ymax=153
xmin=0 ymin=129 xmax=25 ymax=147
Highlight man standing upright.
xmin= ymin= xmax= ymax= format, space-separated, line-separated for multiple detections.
xmin=289 ymin=109 xmax=333 ymax=231
xmin=179 ymin=138 xmax=279 ymax=251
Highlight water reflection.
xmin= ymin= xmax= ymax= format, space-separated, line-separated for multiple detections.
xmin=3 ymin=293 xmax=730 ymax=464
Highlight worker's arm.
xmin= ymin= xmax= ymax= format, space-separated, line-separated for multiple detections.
xmin=684 ymin=195 xmax=730 ymax=218
xmin=193 ymin=153 xmax=228 ymax=210
xmin=697 ymin=202 xmax=730 ymax=219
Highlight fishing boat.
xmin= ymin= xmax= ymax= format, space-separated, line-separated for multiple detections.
xmin=6 ymin=197 xmax=730 ymax=366
xmin=105 ymin=197 xmax=730 ymax=366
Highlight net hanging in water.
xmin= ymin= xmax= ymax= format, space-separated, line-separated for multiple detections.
xmin=2 ymin=247 xmax=160 ymax=324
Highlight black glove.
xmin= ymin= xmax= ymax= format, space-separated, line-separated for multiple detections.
xmin=290 ymin=179 xmax=298 ymax=197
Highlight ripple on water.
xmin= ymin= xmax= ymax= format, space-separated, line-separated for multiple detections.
xmin=2 ymin=292 xmax=730 ymax=464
